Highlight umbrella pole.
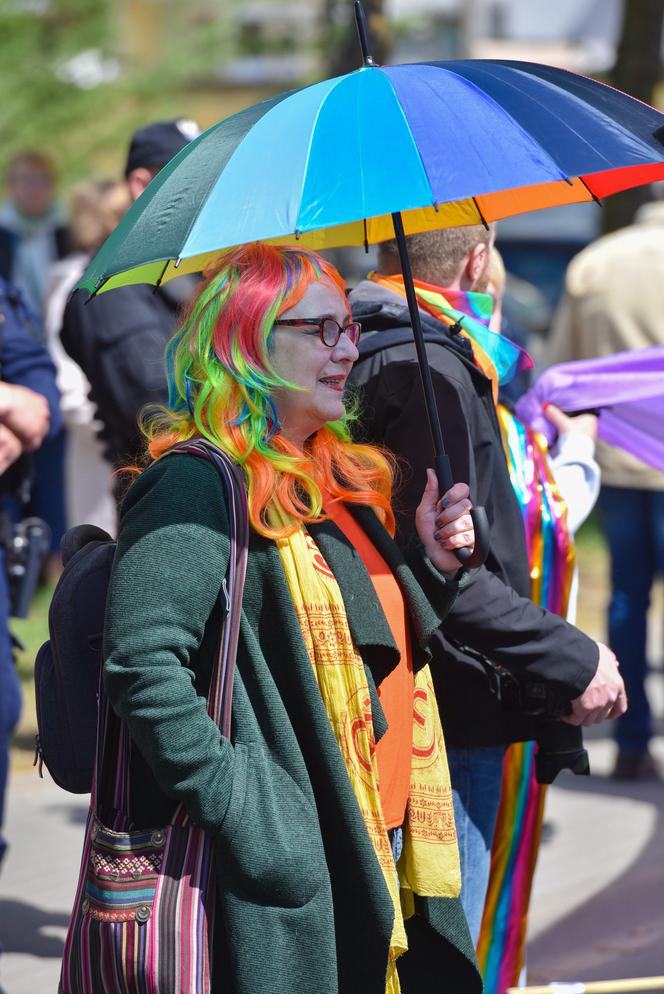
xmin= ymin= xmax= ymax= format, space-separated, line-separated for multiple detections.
xmin=390 ymin=211 xmax=490 ymax=567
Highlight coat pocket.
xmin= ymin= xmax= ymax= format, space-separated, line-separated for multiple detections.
xmin=217 ymin=745 xmax=326 ymax=908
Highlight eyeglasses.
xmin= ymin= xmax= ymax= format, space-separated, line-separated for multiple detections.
xmin=275 ymin=318 xmax=361 ymax=348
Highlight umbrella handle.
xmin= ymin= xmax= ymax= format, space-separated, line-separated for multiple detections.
xmin=436 ymin=454 xmax=490 ymax=568
xmin=391 ymin=210 xmax=490 ymax=569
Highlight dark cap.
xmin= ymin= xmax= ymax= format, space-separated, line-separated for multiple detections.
xmin=124 ymin=119 xmax=200 ymax=177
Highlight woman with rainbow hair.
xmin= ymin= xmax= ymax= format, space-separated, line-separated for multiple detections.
xmin=96 ymin=243 xmax=482 ymax=994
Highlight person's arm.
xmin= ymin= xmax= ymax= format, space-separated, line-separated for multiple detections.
xmin=549 ymin=433 xmax=600 ymax=535
xmin=356 ymin=347 xmax=621 ymax=718
xmin=103 ymin=454 xmax=237 ymax=835
xmin=543 ymin=405 xmax=600 ymax=534
xmin=445 ymin=566 xmax=597 ymax=696
xmin=1 ymin=285 xmax=62 ymax=438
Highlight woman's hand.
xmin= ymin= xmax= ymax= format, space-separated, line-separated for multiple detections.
xmin=543 ymin=403 xmax=598 ymax=442
xmin=415 ymin=470 xmax=474 ymax=577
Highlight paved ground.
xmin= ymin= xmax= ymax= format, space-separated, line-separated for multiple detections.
xmin=2 ymin=731 xmax=663 ymax=993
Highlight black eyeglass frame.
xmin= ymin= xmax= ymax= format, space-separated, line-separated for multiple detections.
xmin=275 ymin=317 xmax=362 ymax=348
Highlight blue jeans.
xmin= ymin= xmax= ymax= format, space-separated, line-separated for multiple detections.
xmin=599 ymin=486 xmax=664 ymax=753
xmin=0 ymin=551 xmax=21 ymax=860
xmin=447 ymin=745 xmax=505 ymax=947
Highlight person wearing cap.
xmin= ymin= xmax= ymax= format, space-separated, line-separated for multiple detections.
xmin=60 ymin=120 xmax=200 ymax=491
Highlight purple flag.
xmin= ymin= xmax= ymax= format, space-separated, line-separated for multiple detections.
xmin=516 ymin=346 xmax=664 ymax=473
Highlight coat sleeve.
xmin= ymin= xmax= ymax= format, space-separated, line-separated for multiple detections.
xmin=356 ymin=347 xmax=599 ymax=701
xmin=549 ymin=431 xmax=600 ymax=535
xmin=443 ymin=567 xmax=598 ymax=699
xmin=103 ymin=454 xmax=237 ymax=835
xmin=1 ymin=282 xmax=63 ymax=437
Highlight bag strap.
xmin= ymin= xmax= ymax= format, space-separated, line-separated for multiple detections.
xmin=173 ymin=440 xmax=249 ymax=738
xmin=92 ymin=441 xmax=248 ymax=818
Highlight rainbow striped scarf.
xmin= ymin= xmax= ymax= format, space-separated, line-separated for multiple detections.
xmin=368 ymin=273 xmax=532 ymax=401
xmin=476 ymin=407 xmax=576 ymax=993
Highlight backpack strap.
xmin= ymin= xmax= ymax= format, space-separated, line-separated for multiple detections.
xmin=93 ymin=442 xmax=248 ymax=819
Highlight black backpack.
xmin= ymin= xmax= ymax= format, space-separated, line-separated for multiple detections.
xmin=34 ymin=525 xmax=114 ymax=792
xmin=34 ymin=441 xmax=247 ymax=793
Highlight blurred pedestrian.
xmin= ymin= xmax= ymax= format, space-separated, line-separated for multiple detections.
xmin=348 ymin=226 xmax=625 ymax=944
xmin=60 ymin=120 xmax=200 ymax=492
xmin=548 ymin=188 xmax=664 ymax=780
xmin=44 ymin=179 xmax=129 ymax=534
xmin=0 ymin=152 xmax=69 ymax=320
xmin=0 ymin=276 xmax=61 ymax=872
xmin=490 ymin=247 xmax=600 ymax=620
xmin=0 ymin=152 xmax=70 ymax=576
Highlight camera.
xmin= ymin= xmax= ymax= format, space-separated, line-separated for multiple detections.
xmin=494 ymin=663 xmax=590 ymax=784
xmin=0 ymin=512 xmax=51 ymax=619
xmin=448 ymin=637 xmax=590 ymax=785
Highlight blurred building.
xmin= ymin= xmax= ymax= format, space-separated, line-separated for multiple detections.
xmin=219 ymin=0 xmax=627 ymax=86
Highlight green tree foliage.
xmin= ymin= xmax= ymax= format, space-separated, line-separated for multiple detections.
xmin=603 ymin=0 xmax=664 ymax=233
xmin=322 ymin=0 xmax=390 ymax=77
xmin=0 ymin=0 xmax=237 ymax=188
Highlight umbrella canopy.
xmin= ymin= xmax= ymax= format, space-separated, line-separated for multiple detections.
xmin=80 ymin=59 xmax=664 ymax=295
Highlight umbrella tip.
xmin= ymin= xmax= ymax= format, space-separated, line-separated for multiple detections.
xmin=354 ymin=1 xmax=378 ymax=67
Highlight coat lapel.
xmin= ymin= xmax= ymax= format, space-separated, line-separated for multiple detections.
xmin=309 ymin=507 xmax=442 ymax=679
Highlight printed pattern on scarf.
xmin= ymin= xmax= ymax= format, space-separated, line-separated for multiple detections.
xmin=271 ymin=504 xmax=460 ymax=994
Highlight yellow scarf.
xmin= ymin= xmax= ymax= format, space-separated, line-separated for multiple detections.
xmin=271 ymin=505 xmax=460 ymax=993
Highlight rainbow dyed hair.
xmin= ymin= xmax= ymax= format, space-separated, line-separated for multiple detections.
xmin=142 ymin=242 xmax=395 ymax=538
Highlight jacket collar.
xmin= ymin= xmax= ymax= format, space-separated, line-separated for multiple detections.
xmin=349 ymin=279 xmax=487 ymax=383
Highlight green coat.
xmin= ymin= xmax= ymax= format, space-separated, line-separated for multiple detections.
xmin=103 ymin=453 xmax=483 ymax=994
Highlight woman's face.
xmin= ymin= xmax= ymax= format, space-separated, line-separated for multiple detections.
xmin=269 ymin=279 xmax=359 ymax=447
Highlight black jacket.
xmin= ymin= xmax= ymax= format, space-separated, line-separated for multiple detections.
xmin=60 ymin=276 xmax=197 ymax=469
xmin=348 ymin=281 xmax=598 ymax=747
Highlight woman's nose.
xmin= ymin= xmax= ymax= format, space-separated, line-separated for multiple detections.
xmin=334 ymin=330 xmax=359 ymax=362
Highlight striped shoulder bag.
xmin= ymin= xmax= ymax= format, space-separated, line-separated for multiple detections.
xmin=59 ymin=440 xmax=249 ymax=994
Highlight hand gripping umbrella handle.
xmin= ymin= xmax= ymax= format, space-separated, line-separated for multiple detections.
xmin=436 ymin=453 xmax=490 ymax=569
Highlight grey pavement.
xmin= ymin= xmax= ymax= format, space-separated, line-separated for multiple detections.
xmin=1 ymin=734 xmax=663 ymax=994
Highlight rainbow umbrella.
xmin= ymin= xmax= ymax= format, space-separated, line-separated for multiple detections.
xmin=77 ymin=1 xmax=664 ymax=567
xmin=79 ymin=60 xmax=664 ymax=295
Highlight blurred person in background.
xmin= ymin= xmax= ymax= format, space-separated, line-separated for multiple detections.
xmin=348 ymin=226 xmax=624 ymax=945
xmin=0 ymin=277 xmax=61 ymax=875
xmin=0 ymin=152 xmax=69 ymax=321
xmin=0 ymin=152 xmax=69 ymax=579
xmin=61 ymin=120 xmax=200 ymax=494
xmin=44 ymin=179 xmax=129 ymax=535
xmin=548 ymin=187 xmax=664 ymax=781
xmin=476 ymin=249 xmax=600 ymax=991
xmin=489 ymin=247 xmax=601 ymax=613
